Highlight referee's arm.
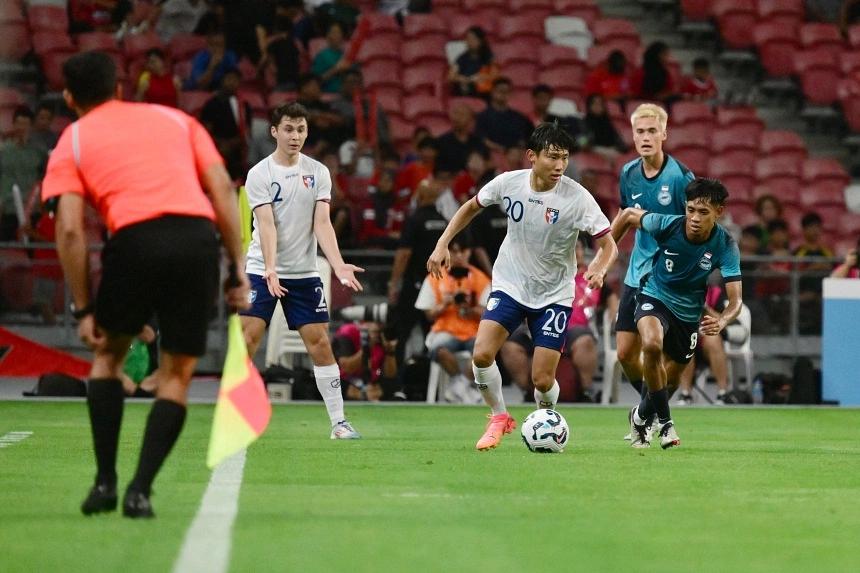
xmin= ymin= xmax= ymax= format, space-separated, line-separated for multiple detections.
xmin=55 ymin=193 xmax=90 ymax=311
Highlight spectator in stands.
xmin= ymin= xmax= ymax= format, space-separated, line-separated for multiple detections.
xmin=358 ymin=167 xmax=408 ymax=249
xmin=843 ymin=0 xmax=860 ymax=31
xmin=221 ymin=0 xmax=278 ymax=64
xmin=448 ymin=26 xmax=498 ymax=99
xmin=739 ymin=225 xmax=767 ymax=328
xmin=415 ymin=231 xmax=490 ymax=403
xmin=387 ymin=180 xmax=447 ymax=365
xmin=154 ymin=0 xmax=208 ymax=41
xmin=451 ymin=149 xmax=504 ymax=274
xmin=31 ymin=103 xmax=59 ymax=152
xmin=430 ymin=165 xmax=460 ymax=221
xmin=402 ymin=126 xmax=432 ymax=164
xmin=635 ymin=41 xmax=678 ymax=104
xmin=200 ymin=68 xmax=251 ymax=180
xmin=765 ymin=219 xmax=791 ymax=257
xmin=582 ymin=93 xmax=627 ymax=160
xmin=754 ymin=194 xmax=784 ymax=248
xmin=194 ymin=0 xmax=226 ymax=35
xmin=503 ymin=143 xmax=530 ymax=171
xmin=320 ymin=146 xmax=353 ymax=246
xmin=0 ymin=107 xmax=47 ymax=241
xmin=256 ymin=5 xmax=302 ymax=91
xmin=295 ymin=74 xmax=345 ymax=154
xmin=435 ymin=103 xmax=487 ymax=174
xmin=584 ymin=49 xmax=633 ymax=103
xmin=395 ymin=136 xmax=436 ymax=195
xmin=681 ymin=57 xmax=718 ymax=103
xmin=69 ymin=0 xmax=132 ymax=33
xmin=135 ymin=49 xmax=181 ymax=108
xmin=452 ymin=148 xmax=494 ymax=204
xmin=529 ymin=84 xmax=584 ymax=144
xmin=330 ymin=69 xmax=391 ymax=148
xmin=831 ymin=236 xmax=860 ymax=278
xmin=187 ymin=30 xmax=239 ymax=91
xmin=314 ymin=0 xmax=361 ymax=36
xmin=333 ymin=321 xmax=399 ymax=401
xmin=806 ymin=0 xmax=843 ymax=23
xmin=312 ymin=22 xmax=350 ymax=94
xmin=475 ymin=78 xmax=533 ymax=152
xmin=794 ymin=212 xmax=834 ymax=334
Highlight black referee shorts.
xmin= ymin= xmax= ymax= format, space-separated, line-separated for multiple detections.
xmin=95 ymin=215 xmax=219 ymax=357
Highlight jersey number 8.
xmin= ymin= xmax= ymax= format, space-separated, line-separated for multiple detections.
xmin=665 ymin=258 xmax=674 ymax=272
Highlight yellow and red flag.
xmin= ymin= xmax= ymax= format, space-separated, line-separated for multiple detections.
xmin=207 ymin=314 xmax=271 ymax=468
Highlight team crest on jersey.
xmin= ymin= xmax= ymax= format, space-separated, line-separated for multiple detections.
xmin=487 ymin=297 xmax=500 ymax=311
xmin=657 ymin=185 xmax=671 ymax=206
xmin=545 ymin=207 xmax=559 ymax=224
xmin=302 ymin=174 xmax=315 ymax=189
xmin=699 ymin=251 xmax=713 ymax=271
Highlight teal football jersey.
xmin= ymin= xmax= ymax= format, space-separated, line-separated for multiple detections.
xmin=619 ymin=154 xmax=695 ymax=288
xmin=640 ymin=213 xmax=741 ymax=323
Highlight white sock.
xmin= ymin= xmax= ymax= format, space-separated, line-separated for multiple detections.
xmin=633 ymin=407 xmax=646 ymax=426
xmin=534 ymin=381 xmax=560 ymax=410
xmin=314 ymin=364 xmax=345 ymax=426
xmin=472 ymin=361 xmax=506 ymax=415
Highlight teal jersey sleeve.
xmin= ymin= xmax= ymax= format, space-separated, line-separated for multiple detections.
xmin=641 ymin=212 xmax=682 ymax=240
xmin=720 ymin=235 xmax=742 ymax=281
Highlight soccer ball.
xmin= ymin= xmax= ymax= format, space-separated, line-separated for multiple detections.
xmin=521 ymin=409 xmax=569 ymax=453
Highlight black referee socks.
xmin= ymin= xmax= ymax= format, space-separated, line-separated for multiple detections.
xmin=86 ymin=378 xmax=125 ymax=487
xmin=128 ymin=399 xmax=187 ymax=496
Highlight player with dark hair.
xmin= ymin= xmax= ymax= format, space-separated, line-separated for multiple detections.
xmin=42 ymin=51 xmax=250 ymax=518
xmin=612 ymin=102 xmax=694 ymax=438
xmin=612 ymin=178 xmax=742 ymax=448
xmin=427 ymin=121 xmax=618 ymax=450
xmin=240 ymin=101 xmax=364 ymax=439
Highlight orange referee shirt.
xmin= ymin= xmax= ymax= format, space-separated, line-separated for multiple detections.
xmin=42 ymin=100 xmax=222 ymax=233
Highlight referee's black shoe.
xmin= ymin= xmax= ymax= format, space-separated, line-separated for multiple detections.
xmin=122 ymin=488 xmax=155 ymax=519
xmin=81 ymin=483 xmax=118 ymax=515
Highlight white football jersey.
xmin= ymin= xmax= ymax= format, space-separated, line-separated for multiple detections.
xmin=475 ymin=169 xmax=610 ymax=308
xmin=244 ymin=153 xmax=332 ymax=278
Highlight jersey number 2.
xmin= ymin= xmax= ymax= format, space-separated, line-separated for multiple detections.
xmin=271 ymin=182 xmax=283 ymax=203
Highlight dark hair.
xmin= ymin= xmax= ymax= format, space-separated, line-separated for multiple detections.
xmin=146 ymin=48 xmax=166 ymax=60
xmin=640 ymin=41 xmax=669 ymax=99
xmin=492 ymin=76 xmax=512 ymax=89
xmin=684 ymin=177 xmax=729 ymax=206
xmin=527 ymin=121 xmax=576 ymax=155
xmin=768 ymin=218 xmax=789 ymax=233
xmin=417 ymin=136 xmax=437 ymax=151
xmin=801 ymin=211 xmax=822 ymax=228
xmin=468 ymin=147 xmax=490 ymax=161
xmin=450 ymin=230 xmax=473 ymax=250
xmin=36 ymin=102 xmax=54 ymax=115
xmin=298 ymin=73 xmax=320 ymax=90
xmin=532 ymin=84 xmax=553 ymax=97
xmin=741 ymin=225 xmax=763 ymax=240
xmin=13 ymin=105 xmax=34 ymax=122
xmin=465 ymin=25 xmax=493 ymax=64
xmin=755 ymin=194 xmax=783 ymax=216
xmin=270 ymin=101 xmax=309 ymax=128
xmin=62 ymin=51 xmax=117 ymax=108
xmin=607 ymin=50 xmax=626 ymax=74
xmin=693 ymin=57 xmax=710 ymax=70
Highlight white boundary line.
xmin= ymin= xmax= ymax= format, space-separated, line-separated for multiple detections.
xmin=173 ymin=449 xmax=247 ymax=573
xmin=0 ymin=431 xmax=33 ymax=448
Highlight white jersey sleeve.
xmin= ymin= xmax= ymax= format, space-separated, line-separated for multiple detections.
xmin=245 ymin=162 xmax=272 ymax=210
xmin=475 ymin=172 xmax=510 ymax=208
xmin=574 ymin=192 xmax=612 ymax=238
xmin=314 ymin=164 xmax=332 ymax=202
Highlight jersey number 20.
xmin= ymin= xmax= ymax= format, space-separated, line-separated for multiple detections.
xmin=502 ymin=197 xmax=523 ymax=222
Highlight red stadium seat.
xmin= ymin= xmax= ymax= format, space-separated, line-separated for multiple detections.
xmin=403 ymin=14 xmax=448 ymax=38
xmin=712 ymin=0 xmax=758 ymax=50
xmin=679 ymin=0 xmax=711 ymax=21
xmin=501 ymin=63 xmax=538 ymax=89
xmin=374 ymin=87 xmax=403 ymax=117
xmin=362 ymin=60 xmax=402 ymax=91
xmin=401 ymin=37 xmax=447 ymax=66
xmin=76 ymin=32 xmax=122 ymax=55
xmin=463 ymin=0 xmax=506 ymax=11
xmin=448 ymin=96 xmax=487 ymax=115
xmin=238 ymin=88 xmax=267 ymax=119
xmin=753 ymin=22 xmax=800 ymax=78
xmin=168 ymin=33 xmax=207 ymax=61
xmin=27 ymin=4 xmax=68 ymax=32
xmin=591 ymin=19 xmax=638 ymax=45
xmin=757 ymin=0 xmax=804 ymax=28
xmin=450 ymin=14 xmax=499 ymax=40
xmin=799 ymin=184 xmax=845 ymax=209
xmin=799 ymin=23 xmax=844 ymax=51
xmin=715 ymin=106 xmax=763 ymax=128
xmin=840 ymin=52 xmax=860 ymax=76
xmin=553 ymin=0 xmax=600 ymax=27
xmin=571 ymin=152 xmax=613 ymax=177
xmin=402 ymin=94 xmax=447 ymax=123
xmin=537 ymin=64 xmax=586 ymax=96
xmin=670 ymin=125 xmax=710 ymax=173
xmin=41 ymin=50 xmax=78 ymax=91
xmin=849 ymin=24 xmax=860 ymax=49
xmin=794 ymin=49 xmax=839 ymax=106
xmin=0 ymin=88 xmax=25 ymax=108
xmin=494 ymin=42 xmax=539 ymax=66
xmin=670 ymin=101 xmax=714 ymax=130
xmin=123 ymin=33 xmax=165 ymax=61
xmin=759 ymin=130 xmax=807 ymax=164
xmin=32 ymin=32 xmax=75 ymax=57
xmin=356 ymin=35 xmax=402 ymax=65
xmin=0 ymin=1 xmax=25 ymax=25
xmin=710 ymin=124 xmax=762 ymax=154
xmin=402 ymin=63 xmax=446 ymax=96
xmin=539 ymin=45 xmax=583 ymax=69
xmin=497 ymin=15 xmax=547 ymax=42
xmin=709 ymin=155 xmax=756 ymax=194
xmin=267 ymin=91 xmax=297 ymax=108
xmin=179 ymin=91 xmax=212 ymax=117
xmin=754 ymin=180 xmax=802 ymax=207
xmin=840 ymin=94 xmax=860 ymax=133
xmin=728 ymin=204 xmax=759 ymax=228
xmin=802 ymin=158 xmax=850 ymax=188
xmin=360 ymin=12 xmax=400 ymax=35
xmin=756 ymin=156 xmax=802 ymax=188
xmin=0 ymin=22 xmax=31 ymax=60
xmin=838 ymin=213 xmax=860 ymax=237
xmin=509 ymin=0 xmax=553 ymax=13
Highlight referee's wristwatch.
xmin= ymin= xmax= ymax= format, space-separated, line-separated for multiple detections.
xmin=70 ymin=302 xmax=94 ymax=321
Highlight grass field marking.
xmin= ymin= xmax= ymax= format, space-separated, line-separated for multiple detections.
xmin=0 ymin=430 xmax=33 ymax=448
xmin=173 ymin=449 xmax=247 ymax=573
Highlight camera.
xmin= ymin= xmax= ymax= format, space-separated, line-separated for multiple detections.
xmin=449 ymin=266 xmax=469 ymax=279
xmin=453 ymin=292 xmax=468 ymax=305
xmin=338 ymin=302 xmax=388 ymax=323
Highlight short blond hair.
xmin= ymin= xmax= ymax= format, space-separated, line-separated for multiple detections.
xmin=630 ymin=103 xmax=668 ymax=130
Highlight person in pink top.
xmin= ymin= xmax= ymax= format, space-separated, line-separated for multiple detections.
xmin=42 ymin=51 xmax=249 ymax=519
xmin=831 ymin=238 xmax=860 ymax=279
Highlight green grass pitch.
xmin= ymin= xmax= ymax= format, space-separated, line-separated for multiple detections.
xmin=1 ymin=402 xmax=860 ymax=572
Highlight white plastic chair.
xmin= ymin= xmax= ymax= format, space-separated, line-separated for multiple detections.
xmin=544 ymin=16 xmax=593 ymax=59
xmin=425 ymin=349 xmax=473 ymax=404
xmin=445 ymin=41 xmax=467 ymax=65
xmin=600 ymin=307 xmax=624 ymax=404
xmin=265 ymin=257 xmax=332 ymax=369
xmin=693 ymin=303 xmax=754 ymax=391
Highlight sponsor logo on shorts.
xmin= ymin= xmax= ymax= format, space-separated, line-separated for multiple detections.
xmin=641 ymin=303 xmax=654 ymax=311
xmin=545 ymin=207 xmax=559 ymax=224
xmin=487 ymin=297 xmax=500 ymax=311
xmin=658 ymin=185 xmax=671 ymax=206
xmin=302 ymin=174 xmax=315 ymax=189
xmin=249 ymin=290 xmax=257 ymax=304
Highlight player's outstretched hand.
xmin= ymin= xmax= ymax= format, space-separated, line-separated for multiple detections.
xmin=700 ymin=314 xmax=724 ymax=337
xmin=336 ymin=263 xmax=365 ymax=292
xmin=426 ymin=245 xmax=450 ymax=279
xmin=264 ymin=269 xmax=287 ymax=299
xmin=584 ymin=266 xmax=605 ymax=290
xmin=78 ymin=315 xmax=106 ymax=351
xmin=226 ymin=271 xmax=252 ymax=311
